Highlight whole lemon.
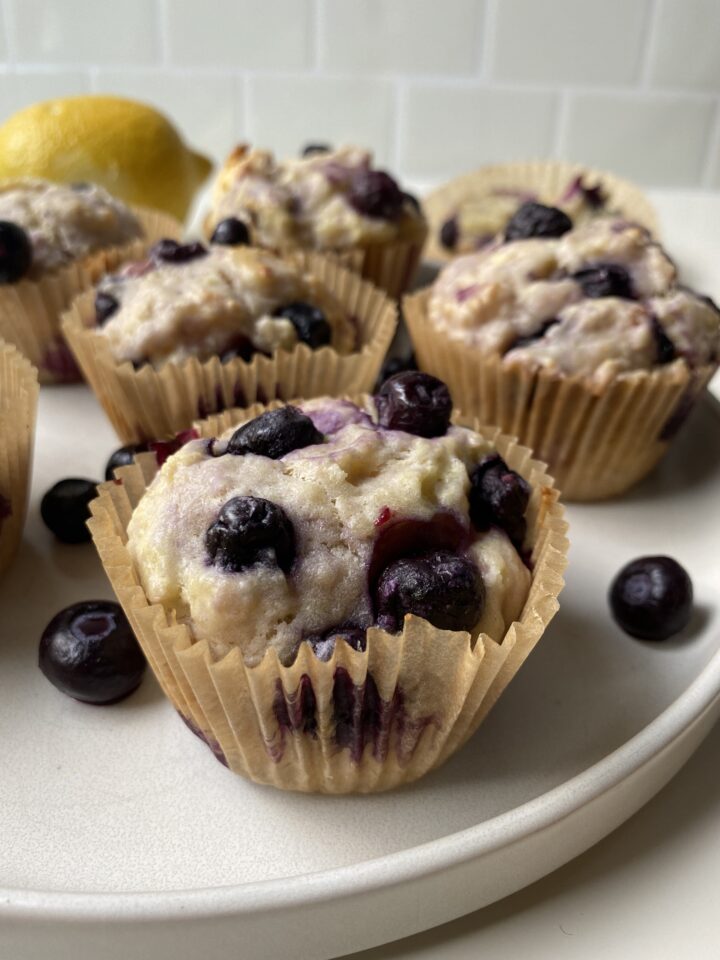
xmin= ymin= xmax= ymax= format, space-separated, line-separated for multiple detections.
xmin=0 ymin=95 xmax=212 ymax=222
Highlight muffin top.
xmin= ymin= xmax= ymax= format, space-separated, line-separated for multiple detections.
xmin=95 ymin=241 xmax=356 ymax=366
xmin=0 ymin=178 xmax=143 ymax=280
xmin=428 ymin=207 xmax=720 ymax=388
xmin=127 ymin=375 xmax=532 ymax=666
xmin=207 ymin=144 xmax=426 ymax=251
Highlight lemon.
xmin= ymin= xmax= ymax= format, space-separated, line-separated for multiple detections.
xmin=0 ymin=95 xmax=212 ymax=221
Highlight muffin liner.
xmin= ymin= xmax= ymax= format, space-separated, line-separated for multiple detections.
xmin=404 ymin=288 xmax=716 ymax=501
xmin=329 ymin=231 xmax=428 ymax=300
xmin=61 ymin=253 xmax=398 ymax=444
xmin=0 ymin=343 xmax=39 ymax=576
xmin=88 ymin=400 xmax=568 ymax=794
xmin=0 ymin=207 xmax=183 ymax=384
xmin=424 ymin=160 xmax=660 ymax=263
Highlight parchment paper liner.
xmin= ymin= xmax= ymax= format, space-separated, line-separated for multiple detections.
xmin=424 ymin=160 xmax=660 ymax=263
xmin=62 ymin=254 xmax=398 ymax=444
xmin=88 ymin=400 xmax=568 ymax=794
xmin=0 ymin=343 xmax=38 ymax=576
xmin=404 ymin=287 xmax=716 ymax=501
xmin=0 ymin=207 xmax=182 ymax=384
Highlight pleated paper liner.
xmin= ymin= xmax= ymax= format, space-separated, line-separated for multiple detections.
xmin=88 ymin=400 xmax=568 ymax=794
xmin=423 ymin=160 xmax=660 ymax=264
xmin=330 ymin=231 xmax=428 ymax=300
xmin=404 ymin=288 xmax=716 ymax=501
xmin=0 ymin=207 xmax=182 ymax=385
xmin=0 ymin=343 xmax=39 ymax=577
xmin=62 ymin=253 xmax=399 ymax=445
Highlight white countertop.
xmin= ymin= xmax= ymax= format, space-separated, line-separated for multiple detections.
xmin=343 ymin=189 xmax=720 ymax=960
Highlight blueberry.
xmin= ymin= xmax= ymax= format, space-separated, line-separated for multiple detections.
xmin=206 ymin=496 xmax=295 ymax=573
xmin=375 ymin=550 xmax=484 ymax=633
xmin=39 ymin=600 xmax=145 ymax=705
xmin=274 ymin=301 xmax=331 ymax=348
xmin=40 ymin=478 xmax=98 ymax=544
xmin=104 ymin=443 xmax=148 ymax=481
xmin=349 ymin=170 xmax=405 ymax=220
xmin=151 ymin=238 xmax=207 ymax=264
xmin=220 ymin=334 xmax=257 ymax=363
xmin=307 ymin=626 xmax=367 ymax=662
xmin=505 ymin=202 xmax=572 ymax=242
xmin=609 ymin=556 xmax=693 ymax=642
xmin=302 ymin=142 xmax=332 ymax=157
xmin=375 ymin=371 xmax=452 ymax=438
xmin=572 ymin=263 xmax=634 ymax=299
xmin=506 ymin=318 xmax=560 ymax=353
xmin=439 ymin=216 xmax=459 ymax=251
xmin=95 ymin=291 xmax=119 ymax=326
xmin=402 ymin=192 xmax=422 ymax=214
xmin=227 ymin=405 xmax=324 ymax=459
xmin=0 ymin=220 xmax=32 ymax=283
xmin=375 ymin=352 xmax=418 ymax=391
xmin=210 ymin=217 xmax=251 ymax=247
xmin=469 ymin=454 xmax=531 ymax=548
xmin=650 ymin=316 xmax=676 ymax=365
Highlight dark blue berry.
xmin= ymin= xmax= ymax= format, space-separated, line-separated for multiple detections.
xmin=506 ymin=318 xmax=560 ymax=353
xmin=227 ymin=405 xmax=324 ymax=459
xmin=302 ymin=142 xmax=332 ymax=157
xmin=375 ymin=550 xmax=484 ymax=633
xmin=650 ymin=316 xmax=676 ymax=365
xmin=220 ymin=334 xmax=257 ymax=363
xmin=39 ymin=600 xmax=145 ymax=705
xmin=151 ymin=238 xmax=207 ymax=264
xmin=274 ymin=301 xmax=331 ymax=348
xmin=375 ymin=371 xmax=452 ymax=438
xmin=439 ymin=216 xmax=459 ymax=251
xmin=349 ymin=170 xmax=404 ymax=220
xmin=375 ymin=352 xmax=418 ymax=391
xmin=0 ymin=220 xmax=32 ymax=283
xmin=402 ymin=192 xmax=421 ymax=214
xmin=206 ymin=496 xmax=295 ymax=573
xmin=307 ymin=626 xmax=367 ymax=662
xmin=505 ymin=202 xmax=572 ymax=242
xmin=572 ymin=263 xmax=634 ymax=299
xmin=104 ymin=443 xmax=148 ymax=481
xmin=469 ymin=454 xmax=530 ymax=548
xmin=210 ymin=217 xmax=251 ymax=247
xmin=40 ymin=477 xmax=98 ymax=544
xmin=609 ymin=556 xmax=693 ymax=642
xmin=95 ymin=291 xmax=119 ymax=326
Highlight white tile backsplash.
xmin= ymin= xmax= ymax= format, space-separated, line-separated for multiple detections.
xmin=0 ymin=0 xmax=717 ymax=189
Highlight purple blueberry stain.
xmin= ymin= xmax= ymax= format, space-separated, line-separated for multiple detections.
xmin=42 ymin=338 xmax=82 ymax=383
xmin=178 ymin=713 xmax=229 ymax=768
xmin=149 ymin=428 xmax=199 ymax=466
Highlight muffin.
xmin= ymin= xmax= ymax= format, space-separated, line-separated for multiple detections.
xmin=0 ymin=178 xmax=181 ymax=383
xmin=0 ymin=342 xmax=39 ymax=576
xmin=424 ymin=160 xmax=659 ymax=263
xmin=405 ymin=204 xmax=720 ymax=501
xmin=88 ymin=373 xmax=568 ymax=793
xmin=205 ymin=144 xmax=428 ymax=298
xmin=62 ymin=238 xmax=397 ymax=443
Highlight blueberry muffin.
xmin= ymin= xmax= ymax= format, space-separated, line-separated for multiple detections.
xmin=0 ymin=178 xmax=181 ymax=383
xmin=206 ymin=144 xmax=428 ymax=297
xmin=89 ymin=373 xmax=568 ymax=793
xmin=405 ymin=204 xmax=720 ymax=500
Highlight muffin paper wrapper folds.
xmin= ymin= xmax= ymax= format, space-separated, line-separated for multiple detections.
xmin=89 ymin=401 xmax=568 ymax=794
xmin=62 ymin=253 xmax=399 ymax=444
xmin=404 ymin=288 xmax=716 ymax=501
xmin=0 ymin=343 xmax=38 ymax=577
xmin=329 ymin=233 xmax=427 ymax=300
xmin=423 ymin=159 xmax=660 ymax=263
xmin=0 ymin=207 xmax=182 ymax=384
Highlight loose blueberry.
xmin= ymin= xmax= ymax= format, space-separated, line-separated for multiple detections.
xmin=151 ymin=238 xmax=207 ymax=264
xmin=227 ymin=405 xmax=324 ymax=459
xmin=375 ymin=352 xmax=418 ymax=391
xmin=375 ymin=371 xmax=452 ymax=438
xmin=302 ymin=142 xmax=332 ymax=157
xmin=274 ymin=301 xmax=331 ymax=348
xmin=40 ymin=478 xmax=98 ymax=544
xmin=439 ymin=216 xmax=459 ymax=251
xmin=307 ymin=626 xmax=367 ymax=662
xmin=0 ymin=220 xmax=32 ymax=283
xmin=39 ymin=600 xmax=145 ymax=705
xmin=349 ymin=170 xmax=405 ymax=220
xmin=469 ymin=454 xmax=530 ymax=549
xmin=104 ymin=443 xmax=148 ymax=481
xmin=572 ymin=263 xmax=634 ymax=299
xmin=206 ymin=496 xmax=295 ymax=573
xmin=210 ymin=217 xmax=251 ymax=247
xmin=650 ymin=316 xmax=676 ymax=364
xmin=505 ymin=202 xmax=572 ymax=242
xmin=95 ymin=291 xmax=120 ymax=326
xmin=609 ymin=556 xmax=693 ymax=642
xmin=375 ymin=550 xmax=484 ymax=633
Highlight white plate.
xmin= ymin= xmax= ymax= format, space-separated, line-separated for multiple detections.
xmin=1 ymin=386 xmax=719 ymax=960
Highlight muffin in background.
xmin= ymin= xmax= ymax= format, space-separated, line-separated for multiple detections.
xmin=205 ymin=144 xmax=428 ymax=298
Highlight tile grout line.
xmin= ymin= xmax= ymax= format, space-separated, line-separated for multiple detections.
xmin=699 ymin=96 xmax=720 ymax=188
xmin=638 ymin=0 xmax=660 ymax=88
xmin=479 ymin=0 xmax=498 ymax=81
xmin=553 ymin=89 xmax=572 ymax=161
